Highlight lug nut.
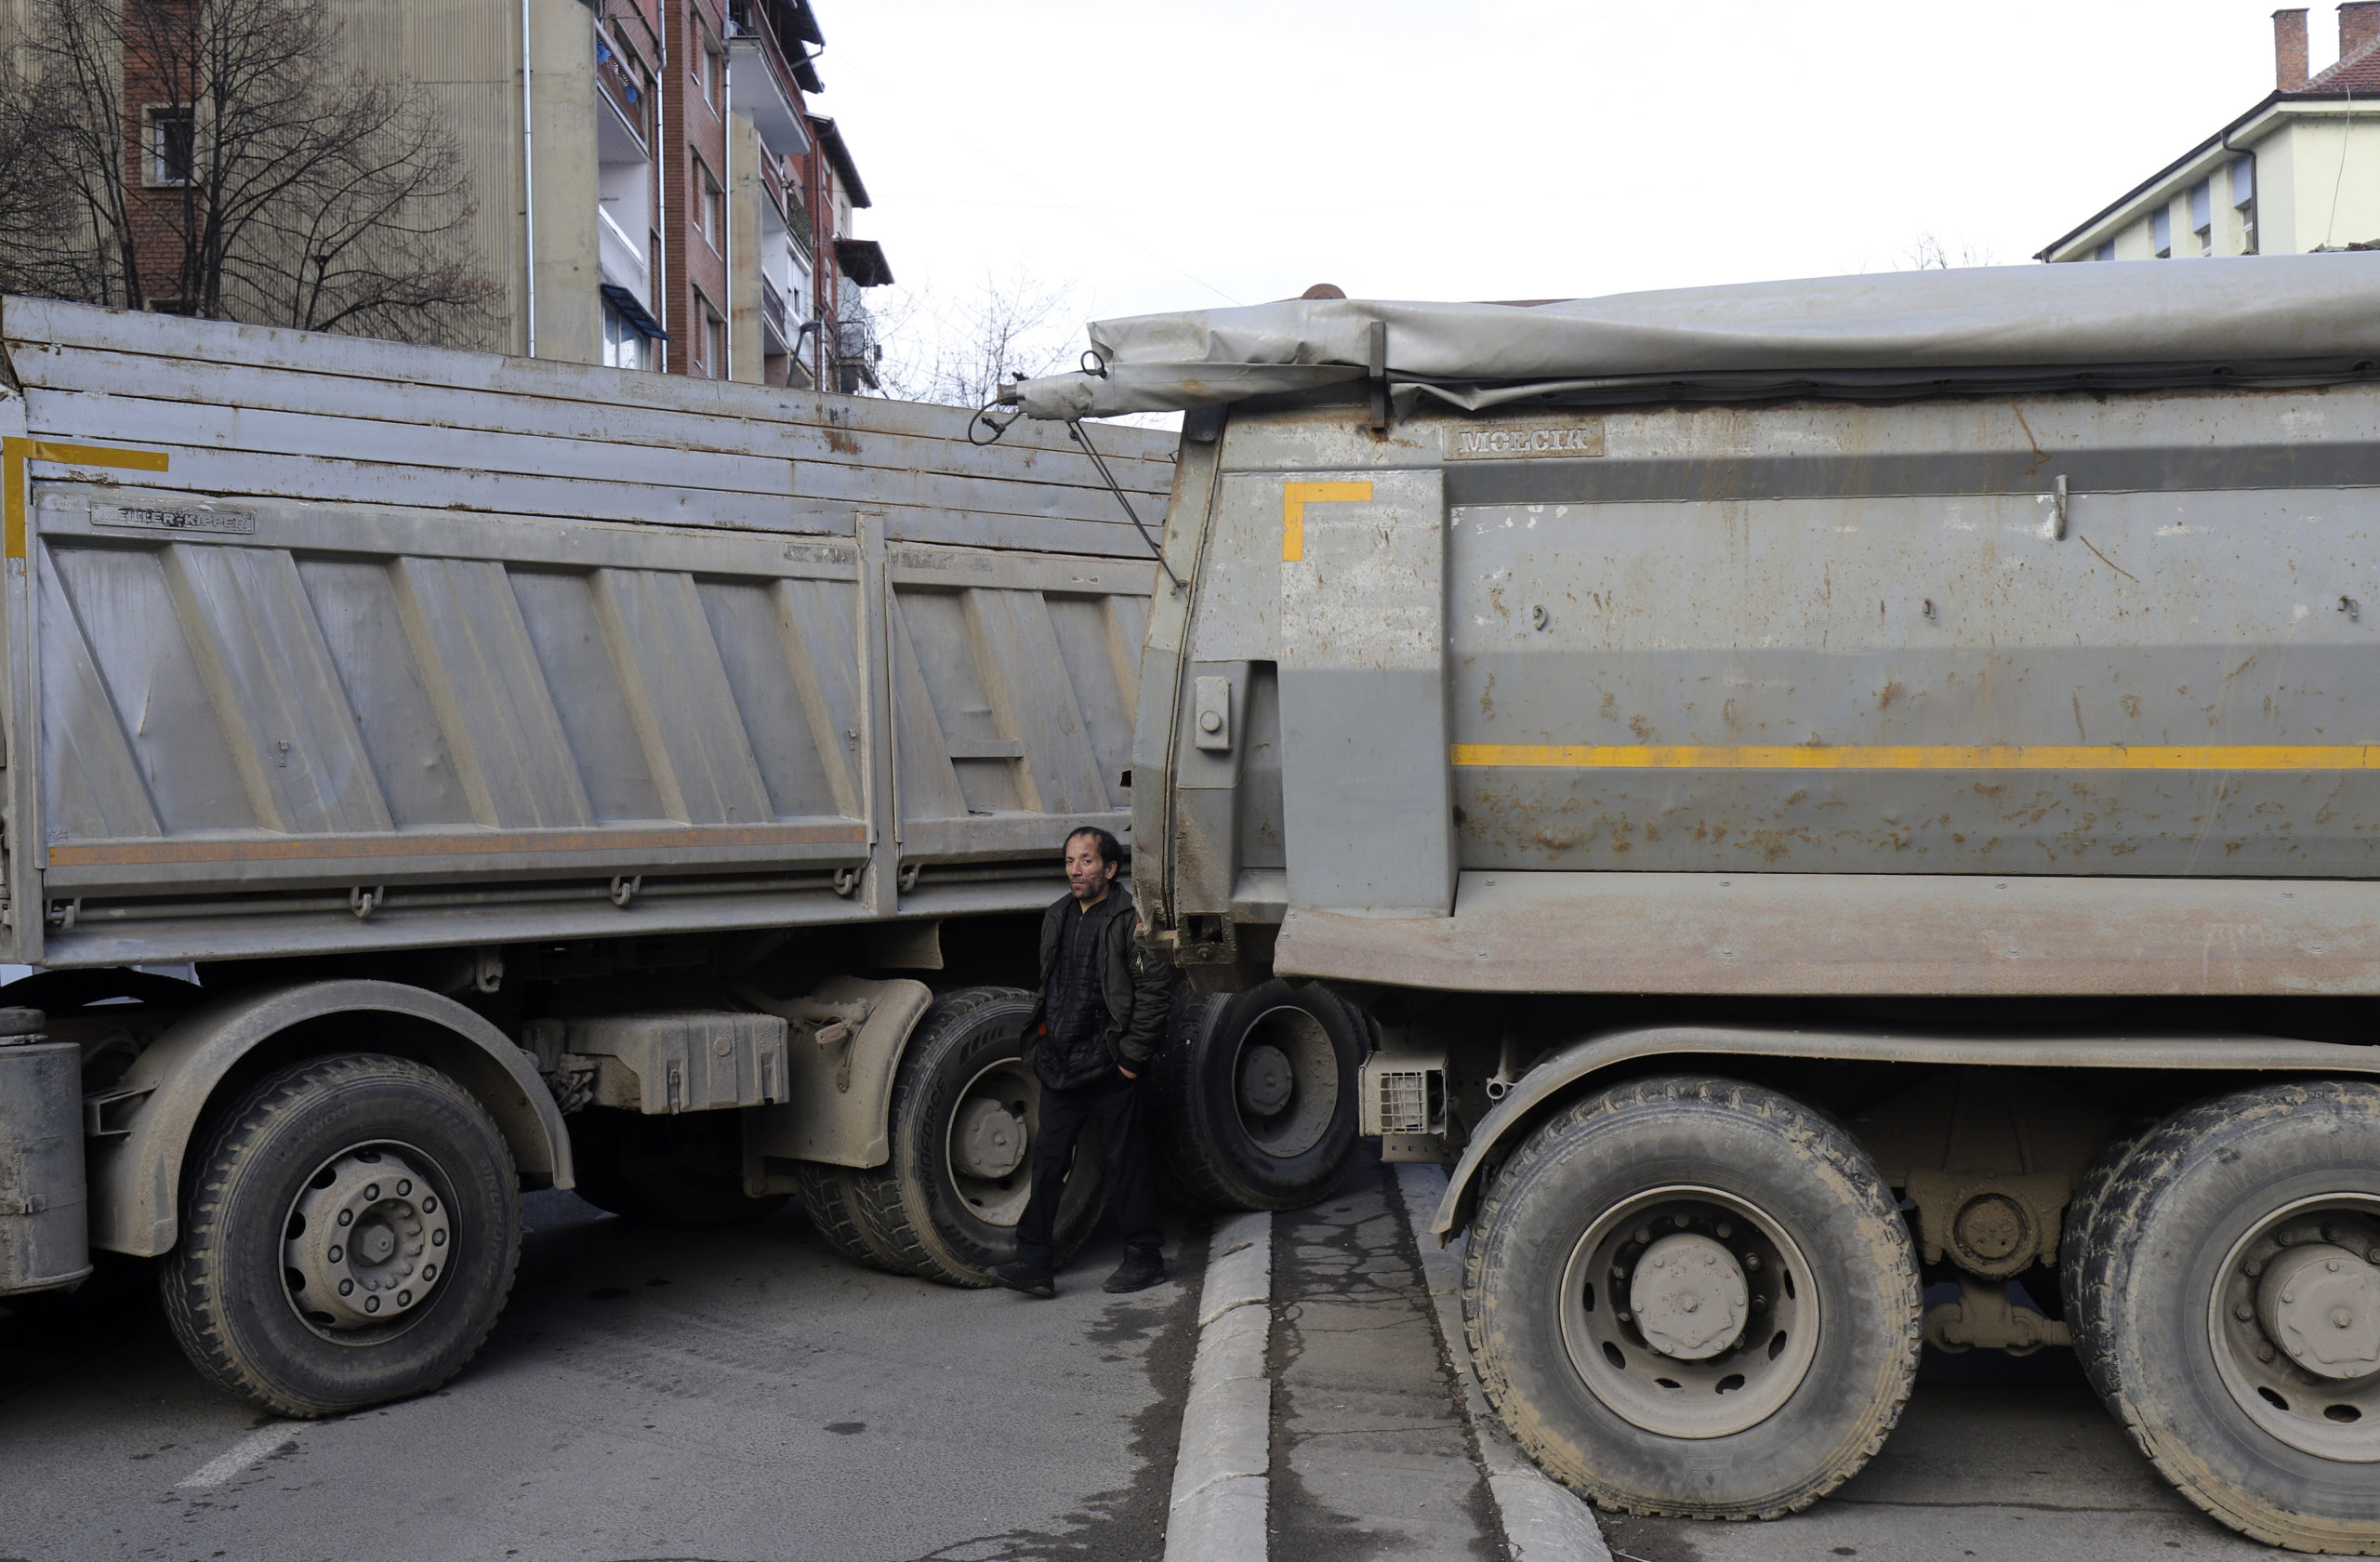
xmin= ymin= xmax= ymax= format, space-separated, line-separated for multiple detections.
xmin=338 ymin=1210 xmax=353 ymax=1226
xmin=397 ymin=1291 xmax=411 ymax=1307
xmin=422 ymin=1196 xmax=438 ymax=1213
xmin=1715 ymin=1223 xmax=1733 ymax=1238
xmin=328 ymin=1245 xmax=343 ymax=1264
xmin=364 ymin=1296 xmax=380 ymax=1314
xmin=431 ymin=1229 xmax=447 ymax=1248
xmin=1635 ymin=1226 xmax=1652 ymax=1245
xmin=364 ymin=1185 xmax=379 ymax=1201
xmin=338 ymin=1278 xmax=353 ymax=1296
xmin=397 ymin=1180 xmax=412 ymax=1198
xmin=2257 ymin=1342 xmax=2277 ymax=1362
xmin=423 ymin=1264 xmax=437 ymax=1281
xmin=2236 ymin=1304 xmax=2255 ymax=1321
xmin=1744 ymin=1254 xmax=1762 ymax=1271
xmin=2245 ymin=1259 xmax=2265 ymax=1277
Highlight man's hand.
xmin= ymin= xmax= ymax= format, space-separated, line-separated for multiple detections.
xmin=1118 ymin=1066 xmax=1138 ymax=1079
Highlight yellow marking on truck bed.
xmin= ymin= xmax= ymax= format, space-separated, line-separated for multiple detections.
xmin=1451 ymin=743 xmax=2380 ymax=771
xmin=1 ymin=438 xmax=172 ymax=559
xmin=1280 ymin=480 xmax=1373 ymax=562
xmin=47 ymin=821 xmax=867 ymax=868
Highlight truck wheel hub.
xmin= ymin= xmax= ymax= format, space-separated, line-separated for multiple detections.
xmin=283 ymin=1145 xmax=450 ymax=1333
xmin=1630 ymin=1233 xmax=1750 ymax=1359
xmin=954 ymin=1098 xmax=1027 ymax=1180
xmin=1558 ymin=1185 xmax=1821 ymax=1439
xmin=2210 ymin=1196 xmax=2380 ymax=1463
xmin=1238 ymin=1045 xmax=1293 ymax=1117
xmin=2260 ymin=1244 xmax=2380 ymax=1379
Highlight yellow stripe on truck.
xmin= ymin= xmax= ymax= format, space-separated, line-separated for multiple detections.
xmin=1 ymin=438 xmax=172 ymax=559
xmin=1450 ymin=743 xmax=2380 ymax=771
xmin=1280 ymin=480 xmax=1372 ymax=562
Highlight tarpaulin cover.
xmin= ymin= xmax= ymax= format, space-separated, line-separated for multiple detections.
xmin=1009 ymin=253 xmax=2380 ymax=419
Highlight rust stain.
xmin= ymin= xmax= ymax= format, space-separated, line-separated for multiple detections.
xmin=825 ymin=428 xmax=861 ymax=456
xmin=1879 ymin=681 xmax=1907 ymax=711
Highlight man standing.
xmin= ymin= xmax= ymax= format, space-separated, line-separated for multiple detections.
xmin=988 ymin=825 xmax=1172 ymax=1298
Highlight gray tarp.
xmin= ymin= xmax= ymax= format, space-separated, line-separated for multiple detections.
xmin=1009 ymin=253 xmax=2380 ymax=419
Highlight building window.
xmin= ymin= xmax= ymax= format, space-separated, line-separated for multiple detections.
xmin=695 ymin=25 xmax=722 ymax=113
xmin=2096 ymin=241 xmax=2116 ymax=262
xmin=2233 ymin=156 xmax=2258 ymax=254
xmin=602 ymin=299 xmax=646 ymax=370
xmin=2190 ymin=179 xmax=2213 ymax=255
xmin=691 ymin=288 xmax=725 ymax=377
xmin=2150 ymin=205 xmax=2172 ymax=259
xmin=147 ymin=107 xmax=194 ymax=186
xmin=696 ymin=157 xmax=723 ymax=253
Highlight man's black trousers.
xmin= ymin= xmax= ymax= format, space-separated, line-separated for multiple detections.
xmin=1013 ymin=1069 xmax=1162 ymax=1272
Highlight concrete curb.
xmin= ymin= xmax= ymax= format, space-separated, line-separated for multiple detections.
xmin=1395 ymin=1164 xmax=1613 ymax=1562
xmin=1163 ymin=1210 xmax=1273 ymax=1562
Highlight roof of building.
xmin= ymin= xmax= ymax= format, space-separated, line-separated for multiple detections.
xmin=834 ymin=237 xmax=894 ymax=287
xmin=2307 ymin=27 xmax=2380 ymax=90
xmin=2036 ymin=24 xmax=2380 ymax=259
xmin=808 ymin=115 xmax=870 ymax=208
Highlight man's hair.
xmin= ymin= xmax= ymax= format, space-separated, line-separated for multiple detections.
xmin=1064 ymin=825 xmax=1125 ymax=872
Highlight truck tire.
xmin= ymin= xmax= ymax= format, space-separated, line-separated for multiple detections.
xmin=1152 ymin=980 xmax=1365 ymax=1211
xmin=1462 ymin=1074 xmax=1922 ymax=1518
xmin=567 ymin=1109 xmax=788 ymax=1229
xmin=846 ymin=986 xmax=1104 ymax=1287
xmin=2075 ymin=1079 xmax=2380 ymax=1554
xmin=158 ymin=1054 xmax=520 ymax=1418
xmin=793 ymin=1161 xmax=919 ymax=1275
xmin=2060 ymin=1117 xmax=2160 ymax=1401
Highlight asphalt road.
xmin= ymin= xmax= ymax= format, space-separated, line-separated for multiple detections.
xmin=0 ymin=1165 xmax=2327 ymax=1562
xmin=0 ymin=1190 xmax=1202 ymax=1562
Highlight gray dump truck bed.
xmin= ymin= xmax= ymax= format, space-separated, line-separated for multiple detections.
xmin=0 ymin=299 xmax=1173 ymax=967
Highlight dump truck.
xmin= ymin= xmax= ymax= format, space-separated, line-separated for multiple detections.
xmin=1002 ymin=253 xmax=2380 ymax=1554
xmin=0 ymin=298 xmax=1365 ymax=1421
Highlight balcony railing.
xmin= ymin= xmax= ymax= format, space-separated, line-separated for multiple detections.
xmin=594 ymin=36 xmax=649 ymax=150
xmin=597 ymin=205 xmax=649 ymax=297
xmin=760 ymin=276 xmax=787 ymax=350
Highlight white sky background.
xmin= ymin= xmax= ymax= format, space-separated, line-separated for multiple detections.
xmin=815 ymin=1 xmax=2340 ymax=393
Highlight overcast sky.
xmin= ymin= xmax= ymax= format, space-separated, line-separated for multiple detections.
xmin=815 ymin=1 xmax=2332 ymax=376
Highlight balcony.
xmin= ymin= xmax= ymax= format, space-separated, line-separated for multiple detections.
xmin=598 ymin=205 xmax=649 ymax=297
xmin=595 ymin=35 xmax=648 ymax=152
xmin=760 ymin=155 xmax=813 ymax=259
xmin=725 ymin=3 xmax=813 ymax=163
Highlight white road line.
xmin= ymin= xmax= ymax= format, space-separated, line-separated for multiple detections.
xmin=1163 ymin=1209 xmax=1272 ymax=1562
xmin=1396 ymin=1162 xmax=1613 ymax=1562
xmin=176 ymin=1423 xmax=302 ymax=1489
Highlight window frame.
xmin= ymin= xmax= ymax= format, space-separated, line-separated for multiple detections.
xmin=144 ymin=104 xmax=196 ymax=188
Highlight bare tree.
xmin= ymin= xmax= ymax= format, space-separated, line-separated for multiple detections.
xmin=1899 ymin=232 xmax=2000 ymax=271
xmin=0 ymin=64 xmax=83 ymax=299
xmin=7 ymin=0 xmax=496 ymax=342
xmin=879 ymin=270 xmax=1082 ymax=408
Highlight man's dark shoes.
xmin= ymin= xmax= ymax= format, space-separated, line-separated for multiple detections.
xmin=988 ymin=1261 xmax=1055 ymax=1299
xmin=1102 ymin=1251 xmax=1167 ymax=1293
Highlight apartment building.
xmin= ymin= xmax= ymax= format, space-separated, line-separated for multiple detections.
xmin=2039 ymin=5 xmax=2380 ymax=262
xmin=58 ymin=0 xmax=888 ymax=386
xmin=490 ymin=0 xmax=889 ymax=387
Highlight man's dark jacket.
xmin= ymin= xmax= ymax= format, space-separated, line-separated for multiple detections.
xmin=1024 ymin=882 xmax=1170 ymax=1090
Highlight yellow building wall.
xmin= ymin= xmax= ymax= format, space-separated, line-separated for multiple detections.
xmin=338 ymin=0 xmax=599 ymax=361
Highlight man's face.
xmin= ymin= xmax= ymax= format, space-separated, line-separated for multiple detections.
xmin=1065 ymin=836 xmax=1117 ymax=903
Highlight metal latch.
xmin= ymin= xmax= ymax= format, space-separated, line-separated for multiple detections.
xmin=1193 ymin=676 xmax=1231 ymax=752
